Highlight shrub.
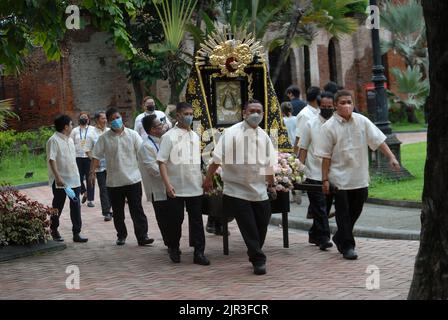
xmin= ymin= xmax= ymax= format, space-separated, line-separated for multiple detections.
xmin=0 ymin=126 xmax=53 ymax=157
xmin=0 ymin=186 xmax=57 ymax=246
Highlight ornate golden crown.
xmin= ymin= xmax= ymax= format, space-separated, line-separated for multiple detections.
xmin=195 ymin=26 xmax=266 ymax=77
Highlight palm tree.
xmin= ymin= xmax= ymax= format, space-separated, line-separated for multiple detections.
xmin=0 ymin=98 xmax=18 ymax=129
xmin=390 ymin=66 xmax=429 ymax=123
xmin=151 ymin=0 xmax=198 ymax=104
xmin=381 ymin=0 xmax=427 ymax=72
xmin=380 ymin=0 xmax=428 ymax=123
xmin=270 ymin=0 xmax=367 ymax=85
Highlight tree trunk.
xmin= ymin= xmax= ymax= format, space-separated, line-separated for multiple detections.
xmin=406 ymin=105 xmax=418 ymax=123
xmin=192 ymin=0 xmax=204 ymax=56
xmin=271 ymin=7 xmax=304 ymax=85
xmin=408 ymin=0 xmax=448 ymax=299
xmin=131 ymin=75 xmax=143 ymax=112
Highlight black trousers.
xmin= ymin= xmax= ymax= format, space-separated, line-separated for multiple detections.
xmin=306 ymin=179 xmax=331 ymax=244
xmin=166 ymin=196 xmax=205 ymax=254
xmin=333 ymin=188 xmax=368 ymax=252
xmin=152 ymin=195 xmax=169 ymax=247
xmin=96 ymin=171 xmax=112 ymax=216
xmin=223 ymin=195 xmax=271 ymax=266
xmin=51 ymin=182 xmax=82 ymax=234
xmin=107 ymin=182 xmax=148 ymax=241
xmin=76 ymin=157 xmax=94 ymax=201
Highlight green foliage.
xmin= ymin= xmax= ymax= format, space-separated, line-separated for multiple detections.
xmin=308 ymin=0 xmax=365 ymax=37
xmin=152 ymin=0 xmax=198 ymax=103
xmin=0 ymin=186 xmax=57 ymax=246
xmin=82 ymin=0 xmax=140 ymax=59
xmin=390 ymin=66 xmax=429 ymax=110
xmin=0 ymin=0 xmax=68 ymax=74
xmin=0 ymin=126 xmax=53 ymax=157
xmin=0 ymin=0 xmax=142 ymax=74
xmin=380 ymin=0 xmax=427 ymax=68
xmin=0 ymin=98 xmax=19 ymax=129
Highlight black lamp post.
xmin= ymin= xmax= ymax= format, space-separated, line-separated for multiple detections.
xmin=368 ymin=0 xmax=411 ymax=179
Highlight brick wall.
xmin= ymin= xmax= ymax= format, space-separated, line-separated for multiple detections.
xmin=317 ymin=45 xmax=330 ymax=89
xmin=4 ymin=26 xmax=136 ymax=131
xmin=4 ymin=47 xmax=73 ymax=131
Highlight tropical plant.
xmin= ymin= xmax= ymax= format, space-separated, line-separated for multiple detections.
xmin=0 ymin=98 xmax=18 ymax=129
xmin=389 ymin=66 xmax=429 ymax=123
xmin=380 ymin=0 xmax=428 ymax=123
xmin=152 ymin=0 xmax=198 ymax=103
xmin=270 ymin=0 xmax=367 ymax=84
xmin=380 ymin=0 xmax=427 ymax=71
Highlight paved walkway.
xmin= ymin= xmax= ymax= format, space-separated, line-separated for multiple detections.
xmin=272 ymin=196 xmax=421 ymax=241
xmin=0 ymin=185 xmax=419 ymax=300
xmin=396 ymin=131 xmax=427 ymax=145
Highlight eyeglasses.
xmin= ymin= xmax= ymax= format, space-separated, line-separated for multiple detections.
xmin=152 ymin=123 xmax=163 ymax=129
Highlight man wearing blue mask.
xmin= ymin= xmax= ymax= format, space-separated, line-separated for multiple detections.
xmin=204 ymin=100 xmax=277 ymax=275
xmin=46 ymin=115 xmax=88 ymax=243
xmin=157 ymin=102 xmax=210 ymax=266
xmin=89 ymin=107 xmax=154 ymax=246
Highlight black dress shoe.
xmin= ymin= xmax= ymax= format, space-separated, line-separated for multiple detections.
xmin=116 ymin=238 xmax=126 ymax=246
xmin=168 ymin=247 xmax=181 ymax=263
xmin=253 ymin=264 xmax=266 ymax=275
xmin=104 ymin=213 xmax=112 ymax=221
xmin=73 ymin=233 xmax=88 ymax=243
xmin=332 ymin=237 xmax=343 ymax=254
xmin=206 ymin=225 xmax=215 ymax=234
xmin=137 ymin=236 xmax=155 ymax=246
xmin=193 ymin=253 xmax=210 ymax=266
xmin=51 ymin=231 xmax=64 ymax=242
xmin=343 ymin=248 xmax=358 ymax=260
xmin=319 ymin=241 xmax=333 ymax=251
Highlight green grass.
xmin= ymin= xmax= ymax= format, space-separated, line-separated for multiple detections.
xmin=390 ymin=108 xmax=427 ymax=132
xmin=368 ymin=142 xmax=425 ymax=202
xmin=391 ymin=121 xmax=427 ymax=132
xmin=0 ymin=153 xmax=48 ymax=186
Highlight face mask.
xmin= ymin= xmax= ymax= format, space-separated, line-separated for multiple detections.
xmin=79 ymin=118 xmax=88 ymax=125
xmin=64 ymin=187 xmax=77 ymax=201
xmin=320 ymin=108 xmax=334 ymax=120
xmin=110 ymin=117 xmax=123 ymax=130
xmin=146 ymin=106 xmax=155 ymax=114
xmin=182 ymin=115 xmax=193 ymax=127
xmin=245 ymin=113 xmax=263 ymax=127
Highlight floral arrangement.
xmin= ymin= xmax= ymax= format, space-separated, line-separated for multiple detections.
xmin=273 ymin=153 xmax=306 ymax=192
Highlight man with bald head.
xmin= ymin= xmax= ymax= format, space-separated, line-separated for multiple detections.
xmin=134 ymin=97 xmax=172 ymax=139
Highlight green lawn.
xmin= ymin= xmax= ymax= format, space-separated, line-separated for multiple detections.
xmin=390 ymin=108 xmax=427 ymax=132
xmin=391 ymin=121 xmax=427 ymax=132
xmin=368 ymin=142 xmax=425 ymax=202
xmin=0 ymin=153 xmax=48 ymax=186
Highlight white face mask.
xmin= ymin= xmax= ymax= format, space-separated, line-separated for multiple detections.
xmin=245 ymin=113 xmax=263 ymax=127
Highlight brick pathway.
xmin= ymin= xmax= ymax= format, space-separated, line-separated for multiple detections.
xmin=396 ymin=132 xmax=427 ymax=145
xmin=0 ymin=186 xmax=419 ymax=300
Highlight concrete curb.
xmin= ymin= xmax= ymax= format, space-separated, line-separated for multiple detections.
xmin=395 ymin=129 xmax=427 ymax=133
xmin=13 ymin=181 xmax=48 ymax=190
xmin=0 ymin=240 xmax=67 ymax=262
xmin=270 ymin=216 xmax=420 ymax=241
xmin=366 ymin=197 xmax=422 ymax=209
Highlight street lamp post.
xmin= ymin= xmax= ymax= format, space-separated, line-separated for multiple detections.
xmin=368 ymin=0 xmax=411 ymax=179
